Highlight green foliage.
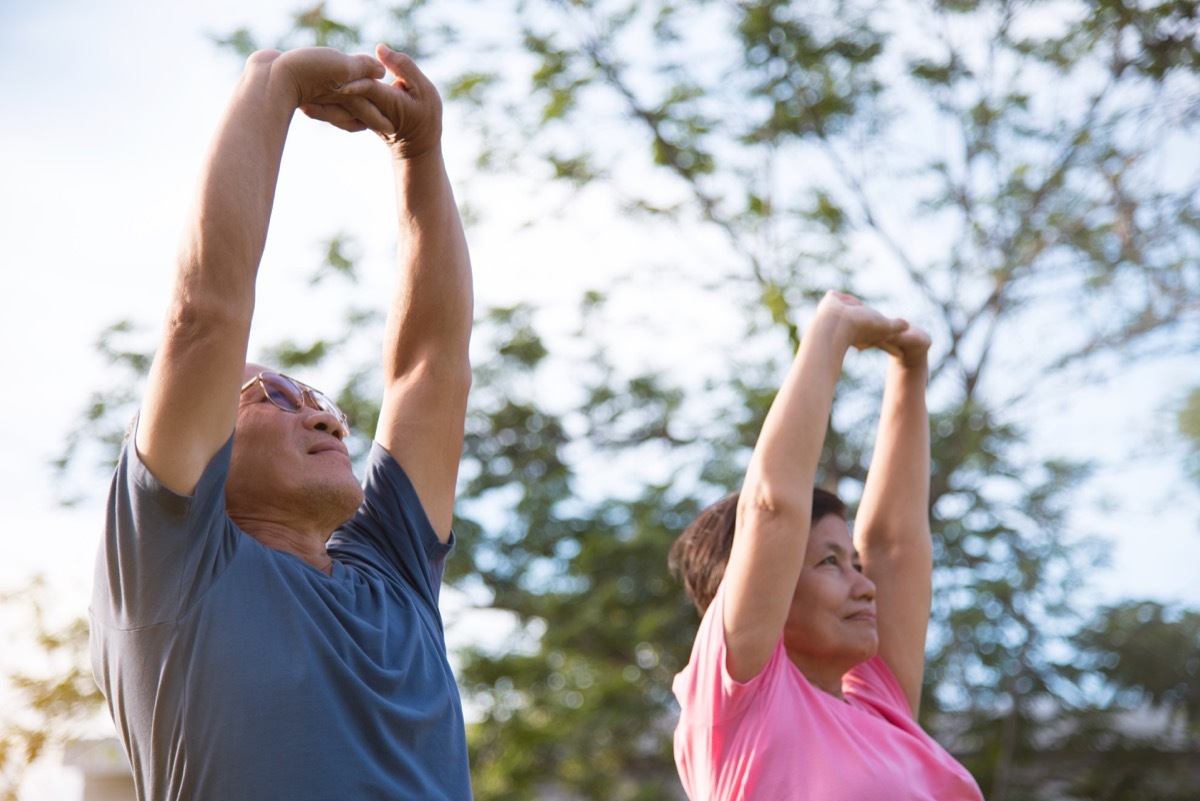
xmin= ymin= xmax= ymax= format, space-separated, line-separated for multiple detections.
xmin=53 ymin=320 xmax=155 ymax=505
xmin=736 ymin=0 xmax=884 ymax=142
xmin=1076 ymin=601 xmax=1200 ymax=724
xmin=1181 ymin=385 xmax=1200 ymax=486
xmin=314 ymin=233 xmax=361 ymax=284
xmin=1052 ymin=601 xmax=1200 ymax=798
xmin=0 ymin=580 xmax=105 ymax=801
xmin=294 ymin=2 xmax=361 ymax=50
xmin=459 ymin=495 xmax=698 ymax=799
xmin=1056 ymin=0 xmax=1200 ymax=80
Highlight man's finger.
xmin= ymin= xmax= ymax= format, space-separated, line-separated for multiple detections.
xmin=335 ymin=95 xmax=395 ymax=134
xmin=375 ymin=44 xmax=429 ymax=96
xmin=301 ymin=102 xmax=367 ymax=132
xmin=347 ymin=52 xmax=387 ymax=82
xmin=339 ymin=77 xmax=406 ymax=110
xmin=339 ymin=80 xmax=409 ymax=136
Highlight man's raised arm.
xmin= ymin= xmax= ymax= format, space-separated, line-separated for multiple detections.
xmin=136 ymin=49 xmax=388 ymax=496
xmin=347 ymin=45 xmax=474 ymax=542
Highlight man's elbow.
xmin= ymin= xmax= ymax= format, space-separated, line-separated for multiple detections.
xmin=387 ymin=355 xmax=472 ymax=398
xmin=161 ymin=290 xmax=252 ymax=353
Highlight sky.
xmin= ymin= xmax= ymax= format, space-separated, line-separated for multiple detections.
xmin=1 ymin=0 xmax=1198 ymax=796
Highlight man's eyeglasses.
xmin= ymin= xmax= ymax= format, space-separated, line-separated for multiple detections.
xmin=240 ymin=371 xmax=349 ymax=436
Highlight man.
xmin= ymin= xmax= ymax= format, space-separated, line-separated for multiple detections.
xmin=90 ymin=44 xmax=474 ymax=800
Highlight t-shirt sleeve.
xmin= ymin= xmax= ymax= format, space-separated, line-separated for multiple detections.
xmin=843 ymin=655 xmax=917 ymax=727
xmin=328 ymin=442 xmax=453 ymax=611
xmin=674 ymin=582 xmax=787 ymax=727
xmin=92 ymin=425 xmax=240 ymax=630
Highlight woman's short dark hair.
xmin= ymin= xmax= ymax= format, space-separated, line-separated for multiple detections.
xmin=668 ymin=488 xmax=847 ymax=615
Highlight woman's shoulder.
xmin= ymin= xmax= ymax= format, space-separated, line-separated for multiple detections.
xmin=676 ymin=583 xmax=838 ymax=728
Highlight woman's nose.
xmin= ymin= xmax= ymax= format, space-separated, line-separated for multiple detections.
xmin=854 ymin=570 xmax=876 ymax=601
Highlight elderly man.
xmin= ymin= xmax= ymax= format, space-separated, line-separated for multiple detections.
xmin=90 ymin=44 xmax=473 ymax=800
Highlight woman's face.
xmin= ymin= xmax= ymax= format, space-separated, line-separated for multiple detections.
xmin=782 ymin=514 xmax=878 ymax=693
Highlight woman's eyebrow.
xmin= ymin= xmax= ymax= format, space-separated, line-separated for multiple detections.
xmin=828 ymin=542 xmax=862 ymax=563
xmin=820 ymin=541 xmax=856 ymax=559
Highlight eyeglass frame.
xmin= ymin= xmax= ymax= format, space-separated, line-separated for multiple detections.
xmin=239 ymin=371 xmax=350 ymax=436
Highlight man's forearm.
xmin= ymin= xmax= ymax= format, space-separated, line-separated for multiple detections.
xmin=383 ymin=146 xmax=473 ymax=380
xmin=176 ymin=54 xmax=298 ymax=321
xmin=139 ymin=46 xmax=395 ymax=495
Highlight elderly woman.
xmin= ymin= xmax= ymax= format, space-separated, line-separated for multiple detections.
xmin=669 ymin=291 xmax=983 ymax=800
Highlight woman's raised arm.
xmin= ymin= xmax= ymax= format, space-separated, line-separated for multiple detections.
xmin=854 ymin=326 xmax=933 ymax=716
xmin=721 ymin=292 xmax=907 ymax=682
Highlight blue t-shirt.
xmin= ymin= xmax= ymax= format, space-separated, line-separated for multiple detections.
xmin=90 ymin=433 xmax=472 ymax=800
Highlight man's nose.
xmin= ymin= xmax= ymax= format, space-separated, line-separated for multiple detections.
xmin=304 ymin=407 xmax=347 ymax=440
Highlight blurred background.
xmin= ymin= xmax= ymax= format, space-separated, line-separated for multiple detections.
xmin=2 ymin=0 xmax=1198 ymax=799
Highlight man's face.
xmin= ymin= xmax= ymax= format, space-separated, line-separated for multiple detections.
xmin=225 ymin=364 xmax=364 ymax=535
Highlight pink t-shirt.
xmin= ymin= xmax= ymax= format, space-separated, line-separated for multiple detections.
xmin=673 ymin=583 xmax=984 ymax=801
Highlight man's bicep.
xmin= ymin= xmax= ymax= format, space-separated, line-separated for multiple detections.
xmin=374 ymin=372 xmax=469 ymax=543
xmin=135 ymin=333 xmax=246 ymax=497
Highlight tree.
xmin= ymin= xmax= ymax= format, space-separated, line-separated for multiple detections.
xmin=46 ymin=0 xmax=1200 ymax=798
xmin=1180 ymin=386 xmax=1200 ymax=488
xmin=410 ymin=1 xmax=1198 ymax=796
xmin=1056 ymin=600 xmax=1200 ymax=799
xmin=0 ymin=580 xmax=106 ymax=801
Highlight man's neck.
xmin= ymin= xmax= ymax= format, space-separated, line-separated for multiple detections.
xmin=235 ymin=518 xmax=335 ymax=575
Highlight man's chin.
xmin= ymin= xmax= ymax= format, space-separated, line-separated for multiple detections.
xmin=300 ymin=479 xmax=364 ymax=533
xmin=330 ymin=483 xmax=366 ymax=523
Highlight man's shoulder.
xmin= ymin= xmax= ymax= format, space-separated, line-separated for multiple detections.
xmin=111 ymin=424 xmax=236 ymax=507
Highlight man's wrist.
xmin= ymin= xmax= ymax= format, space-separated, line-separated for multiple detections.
xmin=387 ymin=132 xmax=445 ymax=164
xmin=237 ymin=50 xmax=307 ymax=116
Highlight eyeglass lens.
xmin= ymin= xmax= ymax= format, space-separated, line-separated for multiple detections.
xmin=261 ymin=373 xmax=306 ymax=412
xmin=261 ymin=373 xmax=344 ymax=422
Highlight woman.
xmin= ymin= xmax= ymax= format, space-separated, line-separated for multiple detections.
xmin=669 ymin=291 xmax=983 ymax=800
